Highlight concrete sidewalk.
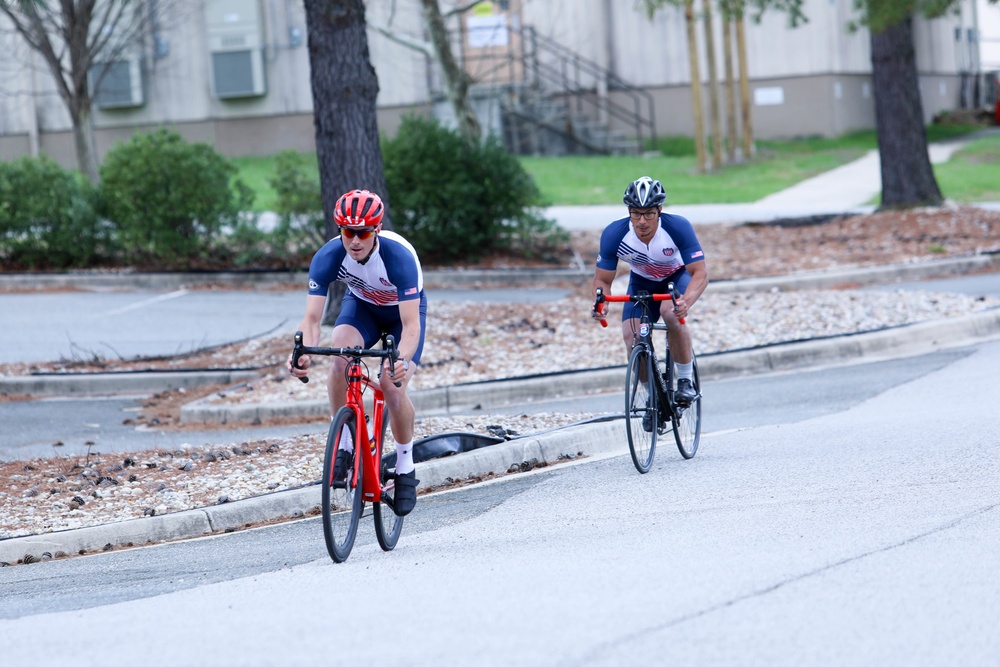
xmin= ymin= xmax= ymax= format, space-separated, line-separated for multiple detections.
xmin=548 ymin=129 xmax=1000 ymax=230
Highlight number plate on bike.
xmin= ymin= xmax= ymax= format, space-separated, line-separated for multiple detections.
xmin=640 ymin=323 xmax=649 ymax=337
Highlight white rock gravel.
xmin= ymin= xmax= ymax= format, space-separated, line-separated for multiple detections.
xmin=204 ymin=287 xmax=999 ymax=405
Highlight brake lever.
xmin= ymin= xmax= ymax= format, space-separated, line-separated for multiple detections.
xmin=292 ymin=331 xmax=309 ymax=383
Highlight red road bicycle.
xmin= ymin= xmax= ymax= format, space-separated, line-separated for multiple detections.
xmin=594 ymin=284 xmax=702 ymax=473
xmin=291 ymin=331 xmax=405 ymax=563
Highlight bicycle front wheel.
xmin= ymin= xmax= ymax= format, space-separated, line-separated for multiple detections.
xmin=373 ymin=406 xmax=404 ymax=551
xmin=672 ymin=357 xmax=702 ymax=459
xmin=625 ymin=343 xmax=658 ymax=473
xmin=322 ymin=407 xmax=364 ymax=563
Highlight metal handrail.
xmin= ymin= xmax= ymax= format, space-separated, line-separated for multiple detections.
xmin=449 ymin=24 xmax=656 ymax=154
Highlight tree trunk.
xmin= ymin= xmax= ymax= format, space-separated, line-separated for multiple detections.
xmin=723 ymin=18 xmax=738 ymax=163
xmin=305 ymin=0 xmax=391 ymax=238
xmin=685 ymin=0 xmax=707 ymax=173
xmin=420 ymin=0 xmax=481 ymax=146
xmin=702 ymin=0 xmax=723 ymax=170
xmin=735 ymin=14 xmax=753 ymax=159
xmin=870 ymin=17 xmax=943 ymax=209
xmin=304 ymin=0 xmax=390 ymax=324
xmin=71 ymin=104 xmax=101 ymax=183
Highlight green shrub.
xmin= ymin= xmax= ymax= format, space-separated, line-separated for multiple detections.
xmin=382 ymin=116 xmax=565 ymax=262
xmin=0 ymin=156 xmax=104 ymax=268
xmin=267 ymin=150 xmax=325 ymax=251
xmin=99 ymin=128 xmax=254 ymax=265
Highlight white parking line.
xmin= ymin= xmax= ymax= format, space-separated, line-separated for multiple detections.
xmin=95 ymin=289 xmax=190 ymax=317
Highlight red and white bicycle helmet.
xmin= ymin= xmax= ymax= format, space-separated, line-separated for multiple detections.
xmin=334 ymin=189 xmax=385 ymax=227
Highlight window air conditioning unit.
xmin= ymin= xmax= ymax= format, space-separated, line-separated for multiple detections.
xmin=205 ymin=0 xmax=267 ymax=99
xmin=89 ymin=58 xmax=145 ymax=109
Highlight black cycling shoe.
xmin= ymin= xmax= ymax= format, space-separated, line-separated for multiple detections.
xmin=675 ymin=378 xmax=699 ymax=406
xmin=333 ymin=448 xmax=353 ymax=482
xmin=392 ymin=470 xmax=420 ymax=516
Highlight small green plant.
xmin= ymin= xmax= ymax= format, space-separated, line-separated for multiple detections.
xmin=927 ymin=243 xmax=947 ymax=254
xmin=267 ymin=150 xmax=325 ymax=251
xmin=382 ymin=115 xmax=566 ymax=262
xmin=99 ymin=128 xmax=254 ymax=266
xmin=0 ymin=156 xmax=104 ymax=268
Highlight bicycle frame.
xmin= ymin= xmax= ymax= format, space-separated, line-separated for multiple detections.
xmin=291 ymin=331 xmax=398 ymax=510
xmin=594 ymin=285 xmax=693 ymax=422
xmin=342 ymin=360 xmax=391 ymax=506
xmin=594 ymin=284 xmax=702 ymax=469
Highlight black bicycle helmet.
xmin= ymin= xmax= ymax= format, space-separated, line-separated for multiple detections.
xmin=623 ymin=176 xmax=666 ymax=208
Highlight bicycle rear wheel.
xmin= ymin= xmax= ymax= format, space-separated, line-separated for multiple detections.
xmin=672 ymin=356 xmax=702 ymax=459
xmin=322 ymin=407 xmax=364 ymax=563
xmin=373 ymin=406 xmax=404 ymax=551
xmin=625 ymin=343 xmax=658 ymax=473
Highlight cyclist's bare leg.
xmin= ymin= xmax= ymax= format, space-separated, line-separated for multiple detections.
xmin=380 ymin=361 xmax=416 ymax=444
xmin=326 ymin=324 xmax=364 ymax=417
xmin=621 ymin=318 xmax=651 ymax=382
xmin=620 ymin=318 xmax=639 ymax=351
xmin=660 ymin=303 xmax=693 ymax=364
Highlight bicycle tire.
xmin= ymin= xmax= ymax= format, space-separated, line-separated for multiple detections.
xmin=671 ymin=356 xmax=702 ymax=459
xmin=322 ymin=407 xmax=364 ymax=563
xmin=373 ymin=406 xmax=404 ymax=551
xmin=625 ymin=343 xmax=658 ymax=473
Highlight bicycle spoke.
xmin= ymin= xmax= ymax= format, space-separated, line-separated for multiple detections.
xmin=672 ymin=359 xmax=702 ymax=459
xmin=373 ymin=406 xmax=404 ymax=551
xmin=625 ymin=344 xmax=657 ymax=473
xmin=322 ymin=408 xmax=364 ymax=562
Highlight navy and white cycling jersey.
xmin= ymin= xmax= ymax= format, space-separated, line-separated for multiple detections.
xmin=595 ymin=213 xmax=705 ymax=280
xmin=307 ymin=230 xmax=424 ymax=306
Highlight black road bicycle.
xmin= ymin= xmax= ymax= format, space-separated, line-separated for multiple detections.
xmin=595 ymin=284 xmax=702 ymax=473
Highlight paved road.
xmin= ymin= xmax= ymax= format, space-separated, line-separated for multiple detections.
xmin=865 ymin=272 xmax=1000 ymax=299
xmin=0 ymin=286 xmax=569 ymax=366
xmin=2 ymin=340 xmax=997 ymax=665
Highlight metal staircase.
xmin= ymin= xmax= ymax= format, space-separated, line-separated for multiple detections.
xmin=452 ymin=25 xmax=656 ymax=156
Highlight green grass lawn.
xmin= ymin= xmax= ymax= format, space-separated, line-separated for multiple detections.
xmin=230 ymin=154 xmax=289 ymax=212
xmin=232 ymin=125 xmax=998 ymax=211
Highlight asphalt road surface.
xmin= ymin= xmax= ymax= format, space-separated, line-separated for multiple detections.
xmin=2 ymin=340 xmax=997 ymax=666
xmin=0 ymin=286 xmax=568 ymax=365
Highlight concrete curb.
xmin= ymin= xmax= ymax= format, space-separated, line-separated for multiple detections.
xmin=2 ymin=255 xmax=995 ymax=294
xmin=0 ymin=369 xmax=261 ymax=397
xmin=0 ymin=419 xmax=626 ymax=564
xmin=710 ymin=254 xmax=1000 ymax=292
xmin=0 ymin=267 xmax=589 ymax=292
xmin=178 ymin=307 xmax=1000 ymax=425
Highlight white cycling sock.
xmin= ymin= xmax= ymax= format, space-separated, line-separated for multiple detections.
xmin=675 ymin=362 xmax=694 ymax=382
xmin=338 ymin=422 xmax=354 ymax=453
xmin=395 ymin=441 xmax=414 ymax=475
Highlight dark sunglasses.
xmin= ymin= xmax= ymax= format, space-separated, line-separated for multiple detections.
xmin=341 ymin=227 xmax=378 ymax=240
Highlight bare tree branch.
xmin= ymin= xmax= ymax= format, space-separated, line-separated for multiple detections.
xmin=442 ymin=0 xmax=482 ymax=19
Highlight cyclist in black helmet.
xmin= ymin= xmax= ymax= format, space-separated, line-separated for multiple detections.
xmin=592 ymin=176 xmax=709 ymax=405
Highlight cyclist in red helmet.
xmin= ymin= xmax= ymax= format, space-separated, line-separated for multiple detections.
xmin=287 ymin=189 xmax=426 ymax=516
xmin=592 ymin=176 xmax=709 ymax=406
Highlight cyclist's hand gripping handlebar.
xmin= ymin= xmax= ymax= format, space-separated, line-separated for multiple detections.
xmin=291 ymin=331 xmax=310 ymax=383
xmin=593 ymin=287 xmax=609 ymax=328
xmin=667 ymin=282 xmax=686 ymax=325
xmin=384 ymin=334 xmax=403 ymax=388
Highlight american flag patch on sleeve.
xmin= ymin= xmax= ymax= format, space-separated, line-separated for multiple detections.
xmin=404 ymin=286 xmax=418 ymax=295
xmin=691 ymin=250 xmax=704 ymax=258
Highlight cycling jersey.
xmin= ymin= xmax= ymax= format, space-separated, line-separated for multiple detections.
xmin=595 ymin=213 xmax=704 ymax=281
xmin=307 ymin=230 xmax=424 ymax=306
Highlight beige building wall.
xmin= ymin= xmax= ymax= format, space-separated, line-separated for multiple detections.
xmin=0 ymin=0 xmax=982 ymax=169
